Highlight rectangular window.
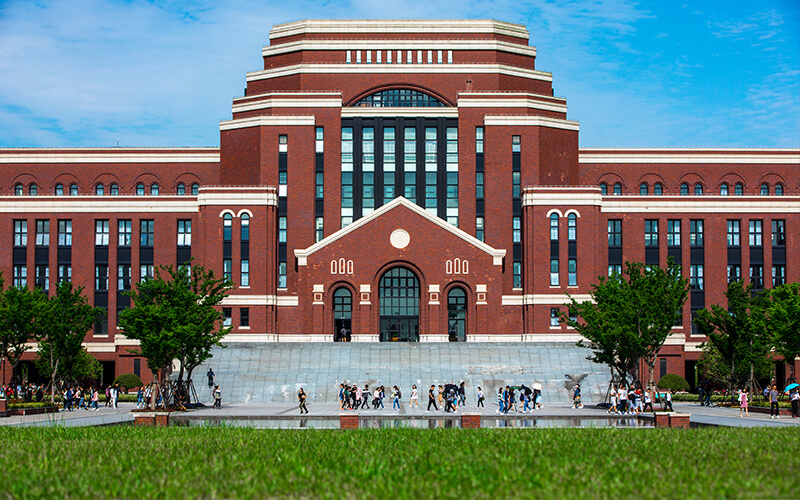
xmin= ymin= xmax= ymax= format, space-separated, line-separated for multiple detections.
xmin=13 ymin=265 xmax=27 ymax=288
xmin=512 ymin=171 xmax=521 ymax=198
xmin=140 ymin=264 xmax=154 ymax=282
xmin=95 ymin=220 xmax=109 ymax=246
xmin=58 ymin=265 xmax=71 ymax=283
xmin=727 ymin=220 xmax=740 ymax=246
xmin=772 ymin=220 xmax=785 ymax=246
xmin=608 ymin=220 xmax=622 ymax=246
xmin=140 ymin=220 xmax=154 ymax=246
xmin=748 ymin=220 xmax=762 ymax=246
xmin=117 ymin=264 xmax=131 ymax=291
xmin=356 ymin=50 xmax=361 ymax=64
xmin=278 ymin=261 xmax=287 ymax=288
xmin=445 ymin=127 xmax=458 ymax=226
xmin=476 ymin=127 xmax=484 ymax=154
xmin=512 ymin=135 xmax=521 ymax=153
xmin=240 ymin=307 xmax=249 ymax=327
xmin=476 ymin=217 xmax=484 ymax=242
xmin=35 ymin=265 xmax=49 ymax=291
xmin=476 ymin=172 xmax=484 ymax=199
xmin=608 ymin=264 xmax=622 ymax=276
xmin=568 ymin=216 xmax=576 ymax=241
xmin=177 ymin=220 xmax=191 ymax=246
xmin=513 ymin=261 xmax=522 ymax=288
xmin=550 ymin=308 xmax=560 ymax=327
xmin=13 ymin=220 xmax=27 ymax=246
xmin=237 ymin=259 xmax=249 ymax=287
xmin=315 ymin=127 xmax=324 ymax=153
xmin=690 ymin=264 xmax=704 ymax=290
xmin=95 ymin=265 xmax=108 ymax=291
xmin=118 ymin=220 xmax=132 ymax=246
xmin=550 ymin=259 xmax=559 ymax=286
xmin=346 ymin=50 xmax=351 ymax=63
xmin=750 ymin=265 xmax=763 ymax=289
xmin=568 ymin=259 xmax=577 ymax=286
xmin=376 ymin=50 xmax=381 ymax=64
xmin=278 ymin=216 xmax=287 ymax=243
xmin=241 ymin=215 xmax=249 ymax=241
xmin=35 ymin=220 xmax=49 ymax=247
xmin=513 ymin=217 xmax=521 ymax=243
xmin=727 ymin=264 xmax=741 ymax=284
xmin=383 ymin=127 xmax=395 ymax=203
xmin=689 ymin=220 xmax=703 ymax=246
xmin=315 ymin=172 xmax=324 ymax=199
xmin=223 ymin=259 xmax=232 ymax=282
xmin=667 ymin=220 xmax=681 ymax=246
xmin=550 ymin=216 xmax=559 ymax=241
xmin=315 ymin=217 xmax=324 ymax=242
xmin=94 ymin=309 xmax=108 ymax=337
xmin=773 ymin=264 xmax=786 ymax=287
xmin=58 ymin=220 xmax=72 ymax=246
xmin=341 ymin=126 xmax=354 ymax=228
xmin=223 ymin=308 xmax=232 ymax=327
xmin=644 ymin=220 xmax=658 ymax=246
xmin=366 ymin=50 xmax=371 ymax=64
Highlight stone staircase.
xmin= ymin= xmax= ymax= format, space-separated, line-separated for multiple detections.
xmin=187 ymin=343 xmax=609 ymax=406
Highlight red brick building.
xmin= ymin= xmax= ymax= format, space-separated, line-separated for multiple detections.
xmin=1 ymin=20 xmax=798 ymax=386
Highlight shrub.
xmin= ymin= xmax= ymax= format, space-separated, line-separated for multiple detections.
xmin=113 ymin=373 xmax=143 ymax=391
xmin=656 ymin=374 xmax=690 ymax=392
xmin=8 ymin=402 xmax=54 ymax=410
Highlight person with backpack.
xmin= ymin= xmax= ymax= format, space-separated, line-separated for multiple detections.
xmin=572 ymin=384 xmax=583 ymax=409
xmin=392 ymin=385 xmax=401 ymax=410
xmin=458 ymin=382 xmax=466 ymax=406
xmin=476 ymin=387 xmax=485 ymax=408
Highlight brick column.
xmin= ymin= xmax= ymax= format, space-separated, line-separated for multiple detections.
xmin=669 ymin=413 xmax=690 ymax=428
xmin=134 ymin=414 xmax=155 ymax=426
xmin=461 ymin=412 xmax=481 ymax=429
xmin=654 ymin=413 xmax=670 ymax=428
xmin=0 ymin=398 xmax=7 ymax=417
xmin=340 ymin=414 xmax=359 ymax=429
xmin=154 ymin=413 xmax=170 ymax=427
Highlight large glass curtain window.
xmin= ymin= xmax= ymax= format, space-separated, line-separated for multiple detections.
xmin=379 ymin=267 xmax=420 ymax=342
xmin=333 ymin=287 xmax=352 ymax=342
xmin=447 ymin=287 xmax=466 ymax=342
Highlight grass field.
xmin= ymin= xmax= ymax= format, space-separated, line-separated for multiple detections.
xmin=1 ymin=426 xmax=797 ymax=499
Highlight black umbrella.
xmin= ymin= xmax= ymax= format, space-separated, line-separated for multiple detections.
xmin=520 ymin=385 xmax=533 ymax=396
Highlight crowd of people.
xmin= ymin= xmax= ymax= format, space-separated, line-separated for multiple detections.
xmin=605 ymin=385 xmax=673 ymax=415
xmin=0 ymin=383 xmax=123 ymax=411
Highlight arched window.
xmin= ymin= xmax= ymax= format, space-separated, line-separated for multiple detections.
xmin=760 ymin=184 xmax=769 ymax=195
xmin=613 ymin=183 xmax=622 ymax=195
xmin=223 ymin=213 xmax=232 ymax=242
xmin=735 ymin=183 xmax=743 ymax=196
xmin=639 ymin=183 xmax=648 ymax=195
xmin=694 ymin=183 xmax=703 ymax=195
xmin=28 ymin=184 xmax=38 ymax=196
xmin=550 ymin=213 xmax=559 ymax=241
xmin=95 ymin=184 xmax=104 ymax=195
xmin=567 ymin=213 xmax=577 ymax=241
xmin=110 ymin=183 xmax=119 ymax=195
xmin=333 ymin=287 xmax=353 ymax=342
xmin=353 ymin=89 xmax=446 ymax=107
xmin=191 ymin=183 xmax=199 ymax=195
xmin=653 ymin=183 xmax=663 ymax=195
xmin=447 ymin=287 xmax=467 ymax=342
xmin=14 ymin=184 xmax=23 ymax=196
xmin=136 ymin=183 xmax=145 ymax=196
xmin=379 ymin=267 xmax=419 ymax=342
xmin=55 ymin=183 xmax=64 ymax=196
xmin=720 ymin=183 xmax=729 ymax=196
xmin=150 ymin=183 xmax=159 ymax=196
xmin=69 ymin=183 xmax=78 ymax=196
xmin=680 ymin=183 xmax=689 ymax=195
xmin=600 ymin=183 xmax=608 ymax=195
xmin=775 ymin=184 xmax=784 ymax=196
xmin=241 ymin=213 xmax=250 ymax=241
xmin=176 ymin=183 xmax=186 ymax=195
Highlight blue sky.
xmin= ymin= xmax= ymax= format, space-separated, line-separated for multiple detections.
xmin=0 ymin=0 xmax=797 ymax=148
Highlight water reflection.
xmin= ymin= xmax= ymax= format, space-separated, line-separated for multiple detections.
xmin=489 ymin=417 xmax=651 ymax=428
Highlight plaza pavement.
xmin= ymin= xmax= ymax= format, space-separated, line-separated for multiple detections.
xmin=1 ymin=401 xmax=796 ymax=428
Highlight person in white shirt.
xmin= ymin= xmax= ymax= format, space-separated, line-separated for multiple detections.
xmin=410 ymin=384 xmax=418 ymax=407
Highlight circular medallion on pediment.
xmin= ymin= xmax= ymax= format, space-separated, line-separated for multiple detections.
xmin=390 ymin=229 xmax=410 ymax=249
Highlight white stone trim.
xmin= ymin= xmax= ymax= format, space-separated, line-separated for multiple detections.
xmin=0 ymin=197 xmax=198 ymax=213
xmin=269 ymin=19 xmax=529 ymax=40
xmin=421 ymin=334 xmax=449 ymax=342
xmin=198 ymin=189 xmax=277 ymax=207
xmin=600 ymin=198 xmax=800 ymax=213
xmin=459 ymin=96 xmax=567 ymax=114
xmin=501 ymin=294 xmax=592 ymax=306
xmin=276 ymin=296 xmax=299 ymax=307
xmin=246 ymin=64 xmax=552 ymax=83
xmin=114 ymin=334 xmax=140 ymax=346
xmin=263 ymin=39 xmax=537 ymax=58
xmin=221 ymin=295 xmax=272 ymax=306
xmin=219 ymin=115 xmax=315 ymax=131
xmin=521 ymin=333 xmax=586 ymax=342
xmin=85 ymin=343 xmax=116 ymax=353
xmin=546 ymin=208 xmax=564 ymax=218
xmin=467 ymin=334 xmax=523 ymax=342
xmin=663 ymin=333 xmax=687 ymax=346
xmin=232 ymin=96 xmax=342 ymax=113
xmin=685 ymin=342 xmax=703 ymax=352
xmin=351 ymin=334 xmax=380 ymax=342
xmin=341 ymin=107 xmax=459 ymax=118
xmin=522 ymin=191 xmax=602 ymax=207
xmin=295 ymin=197 xmax=505 ymax=265
xmin=579 ymin=152 xmax=800 ymax=164
xmin=0 ymin=149 xmax=219 ymax=164
xmin=484 ymin=115 xmax=579 ymax=131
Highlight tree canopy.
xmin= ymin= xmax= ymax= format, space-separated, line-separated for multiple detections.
xmin=0 ymin=277 xmax=48 ymax=385
xmin=765 ymin=282 xmax=800 ymax=383
xmin=563 ymin=260 xmax=688 ymax=389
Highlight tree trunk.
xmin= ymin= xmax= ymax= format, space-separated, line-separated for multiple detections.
xmin=50 ymin=358 xmax=59 ymax=405
xmin=646 ymin=356 xmax=656 ymax=390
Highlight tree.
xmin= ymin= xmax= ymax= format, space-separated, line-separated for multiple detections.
xmin=118 ymin=264 xmax=232 ymax=404
xmin=36 ymin=281 xmax=101 ymax=404
xmin=0 ymin=276 xmax=50 ymax=385
xmin=765 ymin=282 xmax=800 ymax=383
xmin=563 ymin=260 xmax=688 ymax=389
xmin=695 ymin=280 xmax=771 ymax=403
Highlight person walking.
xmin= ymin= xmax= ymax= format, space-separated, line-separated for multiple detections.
xmin=212 ymin=385 xmax=222 ymax=409
xmin=136 ymin=386 xmax=144 ymax=409
xmin=392 ymin=386 xmax=401 ymax=410
xmin=497 ymin=387 xmax=505 ymax=414
xmin=355 ymin=385 xmax=363 ymax=410
xmin=769 ymin=384 xmax=780 ymax=419
xmin=298 ymin=388 xmax=308 ymax=414
xmin=437 ymin=385 xmax=444 ymax=411
xmin=738 ymin=388 xmax=749 ymax=417
xmin=90 ymin=387 xmax=100 ymax=410
xmin=207 ymin=368 xmax=215 ymax=388
xmin=410 ymin=384 xmax=418 ymax=408
xmin=476 ymin=387 xmax=485 ymax=408
xmin=791 ymin=389 xmax=799 ymax=419
xmin=643 ymin=388 xmax=654 ymax=413
xmin=608 ymin=385 xmax=618 ymax=414
xmin=427 ymin=385 xmax=438 ymax=411
xmin=458 ymin=382 xmax=466 ymax=407
xmin=618 ymin=385 xmax=628 ymax=414
xmin=572 ymin=384 xmax=583 ymax=409
xmin=522 ymin=391 xmax=532 ymax=413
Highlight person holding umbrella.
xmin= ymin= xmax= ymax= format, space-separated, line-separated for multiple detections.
xmin=785 ymin=383 xmax=799 ymax=418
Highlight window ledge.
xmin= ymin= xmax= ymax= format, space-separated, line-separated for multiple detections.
xmin=238 ymin=326 xmax=251 ymax=330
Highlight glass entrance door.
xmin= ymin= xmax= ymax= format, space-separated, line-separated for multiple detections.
xmin=379 ymin=267 xmax=420 ymax=342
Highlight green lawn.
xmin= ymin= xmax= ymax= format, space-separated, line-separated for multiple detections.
xmin=1 ymin=426 xmax=797 ymax=499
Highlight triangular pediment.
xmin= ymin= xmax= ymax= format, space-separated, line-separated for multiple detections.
xmin=294 ymin=197 xmax=505 ymax=265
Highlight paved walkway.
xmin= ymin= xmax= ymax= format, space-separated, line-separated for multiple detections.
xmin=1 ymin=401 xmax=796 ymax=428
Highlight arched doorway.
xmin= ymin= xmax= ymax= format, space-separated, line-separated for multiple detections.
xmin=333 ymin=287 xmax=352 ymax=342
xmin=379 ymin=267 xmax=419 ymax=342
xmin=448 ymin=287 xmax=467 ymax=342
